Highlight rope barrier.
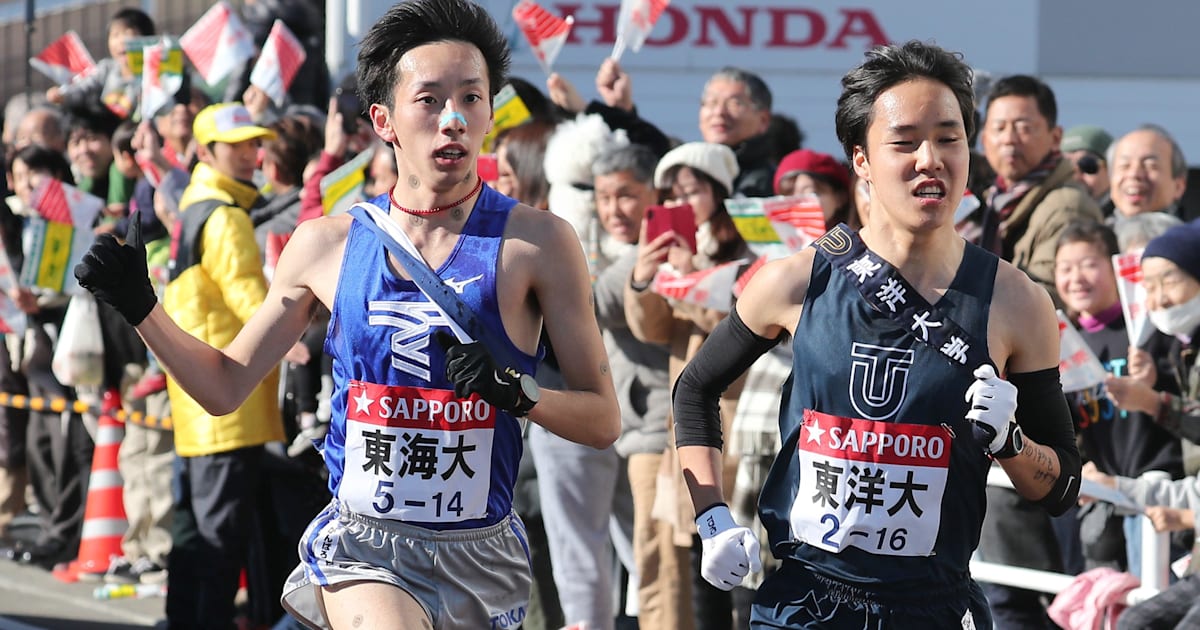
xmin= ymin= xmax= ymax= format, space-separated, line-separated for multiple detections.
xmin=0 ymin=392 xmax=172 ymax=430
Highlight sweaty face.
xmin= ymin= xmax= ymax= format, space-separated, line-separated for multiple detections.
xmin=982 ymin=95 xmax=1060 ymax=184
xmin=594 ymin=170 xmax=656 ymax=244
xmin=698 ymin=78 xmax=769 ymax=147
xmin=372 ymin=40 xmax=493 ymax=193
xmin=1054 ymin=240 xmax=1119 ymax=317
xmin=1110 ymin=130 xmax=1185 ymax=217
xmin=853 ymin=78 xmax=970 ymax=233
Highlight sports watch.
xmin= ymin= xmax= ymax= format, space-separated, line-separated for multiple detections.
xmin=992 ymin=422 xmax=1025 ymax=459
xmin=513 ymin=373 xmax=540 ymax=417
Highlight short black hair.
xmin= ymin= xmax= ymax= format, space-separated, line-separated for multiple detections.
xmin=835 ymin=40 xmax=975 ymax=162
xmin=985 ymin=74 xmax=1057 ymax=127
xmin=1056 ymin=219 xmax=1118 ymax=258
xmin=110 ymin=7 xmax=156 ymax=36
xmin=12 ymin=144 xmax=74 ymax=184
xmin=356 ymin=0 xmax=511 ymax=110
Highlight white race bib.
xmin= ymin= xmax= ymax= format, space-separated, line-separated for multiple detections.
xmin=339 ymin=380 xmax=495 ymax=523
xmin=790 ymin=409 xmax=952 ymax=557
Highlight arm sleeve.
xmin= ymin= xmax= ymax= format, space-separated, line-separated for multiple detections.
xmin=1011 ymin=367 xmax=1082 ymax=516
xmin=674 ymin=307 xmax=783 ymax=450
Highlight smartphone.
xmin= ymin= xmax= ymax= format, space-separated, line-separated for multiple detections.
xmin=335 ymin=87 xmax=362 ymax=134
xmin=644 ymin=204 xmax=697 ymax=253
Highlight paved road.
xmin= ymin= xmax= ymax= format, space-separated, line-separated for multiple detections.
xmin=0 ymin=556 xmax=163 ymax=629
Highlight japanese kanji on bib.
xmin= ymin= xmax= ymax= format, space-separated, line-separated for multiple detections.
xmin=322 ymin=187 xmax=541 ymax=530
xmin=758 ymin=226 xmax=999 ymax=587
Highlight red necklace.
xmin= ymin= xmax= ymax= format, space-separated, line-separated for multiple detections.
xmin=390 ymin=178 xmax=483 ymax=215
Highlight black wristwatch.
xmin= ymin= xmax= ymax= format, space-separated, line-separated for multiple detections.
xmin=992 ymin=422 xmax=1025 ymax=459
xmin=512 ymin=373 xmax=540 ymax=417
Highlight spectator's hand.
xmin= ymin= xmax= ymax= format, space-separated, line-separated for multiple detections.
xmin=73 ymin=211 xmax=156 ymax=326
xmin=46 ymin=86 xmax=63 ymax=105
xmin=133 ymin=121 xmax=171 ymax=176
xmin=546 ymin=73 xmax=585 ymax=114
xmin=285 ymin=341 xmax=311 ymax=365
xmin=667 ymin=241 xmax=696 ymax=274
xmin=10 ymin=287 xmax=39 ymax=315
xmin=595 ymin=58 xmax=633 ymax=111
xmin=1144 ymin=506 xmax=1194 ymax=533
xmin=1128 ymin=346 xmax=1157 ymax=387
xmin=324 ymin=97 xmax=349 ymax=158
xmin=1104 ymin=375 xmax=1160 ymax=415
xmin=632 ymin=228 xmax=674 ymax=288
xmin=1082 ymin=461 xmax=1116 ymax=489
xmin=696 ymin=504 xmax=761 ymax=591
xmin=435 ymin=332 xmax=527 ymax=413
xmin=242 ymin=85 xmax=271 ymax=121
xmin=965 ymin=364 xmax=1017 ymax=454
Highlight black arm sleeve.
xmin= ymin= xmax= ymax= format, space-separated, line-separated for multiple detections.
xmin=673 ymin=308 xmax=784 ymax=450
xmin=1010 ymin=367 xmax=1081 ymax=516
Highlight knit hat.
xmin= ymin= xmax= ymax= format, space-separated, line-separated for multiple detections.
xmin=773 ymin=149 xmax=850 ymax=195
xmin=1061 ymin=125 xmax=1113 ymax=158
xmin=654 ymin=142 xmax=739 ymax=194
xmin=1143 ymin=221 xmax=1200 ymax=281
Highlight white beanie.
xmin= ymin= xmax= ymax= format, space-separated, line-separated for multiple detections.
xmin=654 ymin=142 xmax=740 ymax=194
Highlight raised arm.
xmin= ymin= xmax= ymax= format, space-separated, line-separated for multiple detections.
xmin=76 ymin=213 xmax=342 ymax=415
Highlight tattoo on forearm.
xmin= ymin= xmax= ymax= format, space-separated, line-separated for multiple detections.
xmin=1030 ymin=445 xmax=1058 ymax=486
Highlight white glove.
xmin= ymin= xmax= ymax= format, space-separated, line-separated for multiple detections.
xmin=964 ymin=364 xmax=1017 ymax=453
xmin=696 ymin=504 xmax=761 ymax=591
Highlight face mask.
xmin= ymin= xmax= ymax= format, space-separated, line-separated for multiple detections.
xmin=1149 ymin=292 xmax=1200 ymax=337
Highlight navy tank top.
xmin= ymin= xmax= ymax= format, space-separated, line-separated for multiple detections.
xmin=759 ymin=236 xmax=998 ymax=588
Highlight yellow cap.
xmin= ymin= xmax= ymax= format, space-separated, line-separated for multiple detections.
xmin=193 ymin=103 xmax=277 ymax=145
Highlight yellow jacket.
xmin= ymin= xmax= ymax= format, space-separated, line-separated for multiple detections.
xmin=164 ymin=162 xmax=284 ymax=456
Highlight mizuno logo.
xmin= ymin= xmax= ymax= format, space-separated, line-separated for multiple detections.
xmin=445 ymin=274 xmax=483 ymax=294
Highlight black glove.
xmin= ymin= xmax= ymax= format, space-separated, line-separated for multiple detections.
xmin=436 ymin=331 xmax=524 ymax=413
xmin=74 ymin=211 xmax=157 ymax=326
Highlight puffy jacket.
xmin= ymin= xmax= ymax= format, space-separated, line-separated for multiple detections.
xmin=164 ymin=162 xmax=284 ymax=456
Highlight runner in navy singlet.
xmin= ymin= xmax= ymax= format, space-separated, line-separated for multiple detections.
xmin=73 ymin=1 xmax=620 ymax=628
xmin=671 ymin=41 xmax=1081 ymax=629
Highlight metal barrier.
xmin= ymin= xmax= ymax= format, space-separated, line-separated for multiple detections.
xmin=0 ymin=392 xmax=171 ymax=430
xmin=971 ymin=466 xmax=1167 ymax=605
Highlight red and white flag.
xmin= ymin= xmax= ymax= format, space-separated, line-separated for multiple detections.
xmin=180 ymin=1 xmax=256 ymax=86
xmin=612 ymin=0 xmax=670 ymax=61
xmin=651 ymin=259 xmax=743 ymax=312
xmin=250 ymin=20 xmax=307 ymax=106
xmin=29 ymin=31 xmax=96 ymax=86
xmin=1113 ymin=249 xmax=1153 ymax=347
xmin=21 ymin=179 xmax=103 ymax=295
xmin=1056 ymin=310 xmax=1108 ymax=393
xmin=512 ymin=0 xmax=574 ymax=74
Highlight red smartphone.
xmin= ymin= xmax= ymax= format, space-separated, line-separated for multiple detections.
xmin=644 ymin=204 xmax=697 ymax=253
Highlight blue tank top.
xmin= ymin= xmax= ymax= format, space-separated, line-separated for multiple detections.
xmin=759 ymin=237 xmax=997 ymax=588
xmin=323 ymin=186 xmax=540 ymax=530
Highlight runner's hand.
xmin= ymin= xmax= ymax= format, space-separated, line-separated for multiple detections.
xmin=964 ymin=364 xmax=1016 ymax=453
xmin=436 ymin=332 xmax=523 ymax=412
xmin=696 ymin=504 xmax=761 ymax=591
xmin=74 ymin=211 xmax=156 ymax=326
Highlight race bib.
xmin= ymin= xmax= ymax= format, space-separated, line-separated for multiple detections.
xmin=339 ymin=380 xmax=495 ymax=523
xmin=791 ymin=409 xmax=951 ymax=557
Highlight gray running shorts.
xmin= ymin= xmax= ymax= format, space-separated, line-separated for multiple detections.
xmin=281 ymin=501 xmax=532 ymax=629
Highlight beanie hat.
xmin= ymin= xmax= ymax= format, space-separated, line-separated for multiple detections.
xmin=1143 ymin=221 xmax=1200 ymax=281
xmin=1061 ymin=125 xmax=1113 ymax=158
xmin=655 ymin=142 xmax=739 ymax=194
xmin=773 ymin=149 xmax=850 ymax=195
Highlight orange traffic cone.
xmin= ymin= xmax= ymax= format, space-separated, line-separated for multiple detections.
xmin=53 ymin=389 xmax=127 ymax=583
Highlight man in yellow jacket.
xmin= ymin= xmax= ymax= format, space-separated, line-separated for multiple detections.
xmin=162 ymin=102 xmax=285 ymax=628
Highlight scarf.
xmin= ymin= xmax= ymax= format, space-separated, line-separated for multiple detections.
xmin=976 ymin=151 xmax=1063 ymax=254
